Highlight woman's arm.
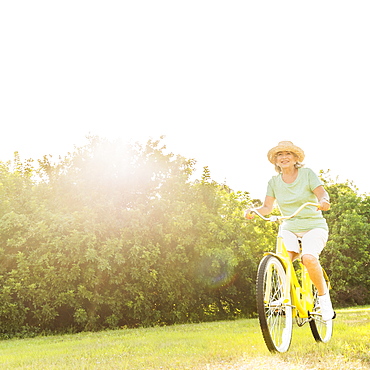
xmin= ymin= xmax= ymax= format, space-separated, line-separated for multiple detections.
xmin=313 ymin=185 xmax=331 ymax=211
xmin=245 ymin=195 xmax=275 ymax=218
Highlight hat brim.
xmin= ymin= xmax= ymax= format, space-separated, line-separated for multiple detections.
xmin=267 ymin=144 xmax=305 ymax=164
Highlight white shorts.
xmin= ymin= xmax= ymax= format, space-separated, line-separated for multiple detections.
xmin=281 ymin=228 xmax=329 ymax=260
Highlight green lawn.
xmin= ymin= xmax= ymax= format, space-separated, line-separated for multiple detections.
xmin=0 ymin=307 xmax=369 ymax=369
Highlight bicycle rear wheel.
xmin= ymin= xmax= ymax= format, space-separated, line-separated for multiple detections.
xmin=256 ymin=255 xmax=293 ymax=353
xmin=309 ymin=269 xmax=333 ymax=342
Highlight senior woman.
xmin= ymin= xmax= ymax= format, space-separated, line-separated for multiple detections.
xmin=245 ymin=141 xmax=335 ymax=321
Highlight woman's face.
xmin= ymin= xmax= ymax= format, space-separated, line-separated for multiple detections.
xmin=275 ymin=151 xmax=297 ymax=170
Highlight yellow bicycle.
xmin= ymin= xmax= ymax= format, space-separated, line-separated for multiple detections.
xmin=251 ymin=202 xmax=334 ymax=353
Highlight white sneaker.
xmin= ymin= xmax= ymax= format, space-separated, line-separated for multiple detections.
xmin=318 ymin=292 xmax=335 ymax=321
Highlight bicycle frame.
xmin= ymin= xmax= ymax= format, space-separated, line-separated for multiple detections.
xmin=253 ymin=202 xmax=327 ymax=320
xmin=267 ymin=226 xmax=314 ymax=319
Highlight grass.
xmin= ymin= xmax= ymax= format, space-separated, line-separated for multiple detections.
xmin=0 ymin=306 xmax=369 ymax=369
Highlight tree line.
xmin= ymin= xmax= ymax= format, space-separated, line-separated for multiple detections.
xmin=0 ymin=137 xmax=368 ymax=337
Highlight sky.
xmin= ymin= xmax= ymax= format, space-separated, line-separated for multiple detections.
xmin=1 ymin=1 xmax=369 ymax=200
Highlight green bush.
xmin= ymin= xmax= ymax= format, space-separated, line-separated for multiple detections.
xmin=0 ymin=138 xmax=368 ymax=336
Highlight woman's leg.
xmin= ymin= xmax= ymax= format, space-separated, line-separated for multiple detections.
xmin=301 ymin=228 xmax=329 ymax=294
xmin=281 ymin=230 xmax=300 ymax=261
xmin=301 ymin=254 xmax=326 ymax=295
xmin=301 ymin=229 xmax=334 ymax=320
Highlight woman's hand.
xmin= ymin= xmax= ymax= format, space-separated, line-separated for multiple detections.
xmin=244 ymin=209 xmax=255 ymax=219
xmin=245 ymin=195 xmax=275 ymax=219
xmin=318 ymin=199 xmax=330 ymax=211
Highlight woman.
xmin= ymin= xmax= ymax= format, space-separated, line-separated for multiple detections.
xmin=245 ymin=141 xmax=335 ymax=321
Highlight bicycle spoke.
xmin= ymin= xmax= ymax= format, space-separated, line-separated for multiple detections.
xmin=256 ymin=255 xmax=292 ymax=353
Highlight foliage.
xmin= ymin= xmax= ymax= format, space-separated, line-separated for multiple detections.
xmin=319 ymin=173 xmax=370 ymax=306
xmin=0 ymin=138 xmax=368 ymax=336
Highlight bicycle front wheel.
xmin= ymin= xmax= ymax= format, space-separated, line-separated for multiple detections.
xmin=256 ymin=255 xmax=293 ymax=353
xmin=309 ymin=270 xmax=333 ymax=343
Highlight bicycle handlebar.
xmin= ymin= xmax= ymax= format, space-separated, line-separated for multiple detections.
xmin=249 ymin=202 xmax=320 ymax=223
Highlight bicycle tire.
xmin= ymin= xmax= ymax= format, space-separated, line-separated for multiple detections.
xmin=256 ymin=254 xmax=293 ymax=353
xmin=309 ymin=269 xmax=333 ymax=343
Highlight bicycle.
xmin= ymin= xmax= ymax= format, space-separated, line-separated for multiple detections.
xmin=249 ymin=202 xmax=334 ymax=353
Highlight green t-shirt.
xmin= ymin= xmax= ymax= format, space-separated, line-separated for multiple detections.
xmin=266 ymin=167 xmax=328 ymax=232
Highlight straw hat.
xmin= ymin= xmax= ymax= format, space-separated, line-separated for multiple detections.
xmin=267 ymin=141 xmax=305 ymax=164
